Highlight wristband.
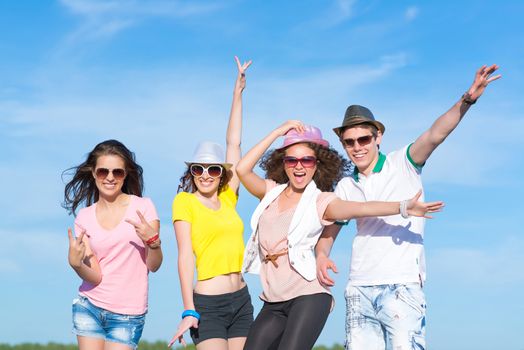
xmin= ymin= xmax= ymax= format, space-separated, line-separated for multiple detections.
xmin=182 ymin=309 xmax=200 ymax=320
xmin=462 ymin=92 xmax=477 ymax=105
xmin=145 ymin=233 xmax=159 ymax=245
xmin=400 ymin=200 xmax=409 ymax=219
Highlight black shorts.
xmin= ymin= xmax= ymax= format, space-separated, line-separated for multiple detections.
xmin=190 ymin=285 xmax=254 ymax=345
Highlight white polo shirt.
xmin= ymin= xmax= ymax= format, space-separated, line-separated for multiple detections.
xmin=335 ymin=144 xmax=426 ymax=286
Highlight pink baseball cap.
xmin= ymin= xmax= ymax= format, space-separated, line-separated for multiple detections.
xmin=277 ymin=125 xmax=329 ymax=150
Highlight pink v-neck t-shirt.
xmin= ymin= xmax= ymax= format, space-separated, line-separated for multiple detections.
xmin=74 ymin=195 xmax=159 ymax=315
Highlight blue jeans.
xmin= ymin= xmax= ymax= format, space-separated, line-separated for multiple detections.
xmin=72 ymin=295 xmax=146 ymax=349
xmin=345 ymin=283 xmax=426 ymax=350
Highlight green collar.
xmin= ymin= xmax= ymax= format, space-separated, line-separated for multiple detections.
xmin=352 ymin=152 xmax=386 ymax=182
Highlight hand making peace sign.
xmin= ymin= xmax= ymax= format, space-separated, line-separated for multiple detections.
xmin=125 ymin=210 xmax=158 ymax=245
xmin=234 ymin=55 xmax=252 ymax=93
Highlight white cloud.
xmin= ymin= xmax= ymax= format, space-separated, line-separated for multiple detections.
xmin=2 ymin=54 xmax=408 ymax=137
xmin=405 ymin=6 xmax=419 ymax=21
xmin=336 ymin=0 xmax=356 ymax=19
xmin=304 ymin=0 xmax=357 ymax=28
xmin=59 ymin=0 xmax=224 ymax=41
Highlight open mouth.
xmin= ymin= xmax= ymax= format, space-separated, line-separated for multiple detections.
xmin=292 ymin=171 xmax=307 ymax=184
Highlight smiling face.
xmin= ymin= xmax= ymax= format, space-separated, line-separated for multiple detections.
xmin=93 ymin=154 xmax=127 ymax=199
xmin=191 ymin=163 xmax=224 ymax=196
xmin=340 ymin=125 xmax=382 ymax=176
xmin=283 ymin=143 xmax=318 ymax=191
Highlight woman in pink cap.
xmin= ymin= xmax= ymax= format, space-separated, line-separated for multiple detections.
xmin=236 ymin=121 xmax=444 ymax=350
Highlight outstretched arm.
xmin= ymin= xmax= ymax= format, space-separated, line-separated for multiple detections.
xmin=226 ymin=56 xmax=252 ymax=193
xmin=316 ymin=224 xmax=342 ymax=286
xmin=324 ymin=190 xmax=444 ymax=221
xmin=236 ymin=120 xmax=305 ymax=199
xmin=409 ymin=64 xmax=501 ymax=165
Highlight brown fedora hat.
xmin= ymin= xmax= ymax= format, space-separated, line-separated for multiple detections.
xmin=333 ymin=105 xmax=385 ymax=137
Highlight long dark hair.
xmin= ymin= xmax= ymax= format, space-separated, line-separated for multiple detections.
xmin=62 ymin=140 xmax=144 ymax=216
xmin=177 ymin=165 xmax=232 ymax=194
xmin=259 ymin=142 xmax=350 ymax=192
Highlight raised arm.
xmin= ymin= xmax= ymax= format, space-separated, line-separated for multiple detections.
xmin=236 ymin=120 xmax=304 ymax=199
xmin=409 ymin=64 xmax=501 ymax=165
xmin=324 ymin=191 xmax=444 ymax=221
xmin=226 ymin=56 xmax=252 ymax=193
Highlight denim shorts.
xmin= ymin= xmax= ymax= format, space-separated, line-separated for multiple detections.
xmin=190 ymin=285 xmax=254 ymax=345
xmin=72 ymin=295 xmax=146 ymax=349
xmin=345 ymin=283 xmax=426 ymax=350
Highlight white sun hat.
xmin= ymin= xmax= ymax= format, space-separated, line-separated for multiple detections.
xmin=184 ymin=141 xmax=232 ymax=170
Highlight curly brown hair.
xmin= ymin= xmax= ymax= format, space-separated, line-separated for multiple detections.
xmin=259 ymin=142 xmax=350 ymax=192
xmin=177 ymin=165 xmax=233 ymax=194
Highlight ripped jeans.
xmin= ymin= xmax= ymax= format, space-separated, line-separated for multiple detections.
xmin=344 ymin=283 xmax=426 ymax=350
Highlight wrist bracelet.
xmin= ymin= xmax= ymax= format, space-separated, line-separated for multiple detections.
xmin=462 ymin=92 xmax=477 ymax=105
xmin=400 ymin=200 xmax=409 ymax=219
xmin=182 ymin=309 xmax=200 ymax=320
xmin=145 ymin=233 xmax=159 ymax=245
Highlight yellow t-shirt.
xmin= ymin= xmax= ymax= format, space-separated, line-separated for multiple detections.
xmin=172 ymin=187 xmax=245 ymax=281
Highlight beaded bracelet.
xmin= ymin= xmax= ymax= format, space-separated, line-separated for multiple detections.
xmin=182 ymin=309 xmax=200 ymax=320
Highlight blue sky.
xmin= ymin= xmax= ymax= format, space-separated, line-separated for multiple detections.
xmin=1 ymin=1 xmax=523 ymax=349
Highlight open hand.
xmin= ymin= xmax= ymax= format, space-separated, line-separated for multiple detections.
xmin=317 ymin=255 xmax=338 ymax=287
xmin=406 ymin=190 xmax=444 ymax=218
xmin=467 ymin=64 xmax=501 ymax=101
xmin=168 ymin=316 xmax=199 ymax=348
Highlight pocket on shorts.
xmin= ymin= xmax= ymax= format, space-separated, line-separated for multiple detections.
xmin=72 ymin=295 xmax=90 ymax=312
xmin=72 ymin=296 xmax=101 ymax=333
xmin=395 ymin=284 xmax=426 ymax=315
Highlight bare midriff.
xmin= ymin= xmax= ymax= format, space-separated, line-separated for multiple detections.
xmin=194 ymin=272 xmax=246 ymax=295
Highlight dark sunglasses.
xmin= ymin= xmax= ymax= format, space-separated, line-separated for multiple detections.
xmin=342 ymin=135 xmax=374 ymax=148
xmin=282 ymin=156 xmax=318 ymax=168
xmin=190 ymin=164 xmax=223 ymax=178
xmin=94 ymin=168 xmax=126 ymax=180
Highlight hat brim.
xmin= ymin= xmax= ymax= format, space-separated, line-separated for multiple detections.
xmin=333 ymin=118 xmax=385 ymax=137
xmin=184 ymin=161 xmax=233 ymax=170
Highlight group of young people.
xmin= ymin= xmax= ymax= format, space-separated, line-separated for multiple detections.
xmin=63 ymin=57 xmax=500 ymax=350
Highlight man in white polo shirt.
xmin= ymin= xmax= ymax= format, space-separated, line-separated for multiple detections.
xmin=316 ymin=65 xmax=500 ymax=350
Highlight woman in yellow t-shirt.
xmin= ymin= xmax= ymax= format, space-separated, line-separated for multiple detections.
xmin=168 ymin=57 xmax=253 ymax=350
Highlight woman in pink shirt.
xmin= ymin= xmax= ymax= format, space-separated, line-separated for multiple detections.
xmin=63 ymin=140 xmax=163 ymax=350
xmin=236 ymin=121 xmax=444 ymax=350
